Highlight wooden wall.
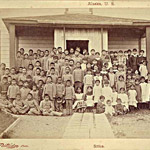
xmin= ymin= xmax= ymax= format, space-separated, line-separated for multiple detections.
xmin=17 ymin=27 xmax=54 ymax=53
xmin=108 ymin=29 xmax=141 ymax=51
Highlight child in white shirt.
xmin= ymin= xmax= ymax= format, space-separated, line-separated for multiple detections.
xmin=105 ymin=100 xmax=115 ymax=116
xmin=139 ymin=61 xmax=148 ymax=79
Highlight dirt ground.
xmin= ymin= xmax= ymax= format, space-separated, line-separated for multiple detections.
xmin=110 ymin=109 xmax=150 ymax=138
xmin=0 ymin=110 xmax=16 ymax=135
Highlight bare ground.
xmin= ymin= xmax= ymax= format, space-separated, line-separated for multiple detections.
xmin=110 ymin=109 xmax=150 ymax=138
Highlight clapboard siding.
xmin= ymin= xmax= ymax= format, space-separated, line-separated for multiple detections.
xmin=18 ymin=35 xmax=54 ymax=53
xmin=108 ymin=30 xmax=139 ymax=51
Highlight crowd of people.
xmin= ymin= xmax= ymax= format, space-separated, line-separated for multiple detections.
xmin=0 ymin=47 xmax=150 ymax=117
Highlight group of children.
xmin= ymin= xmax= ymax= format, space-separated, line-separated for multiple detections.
xmin=0 ymin=47 xmax=150 ymax=117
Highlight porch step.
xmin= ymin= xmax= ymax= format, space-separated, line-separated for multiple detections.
xmin=63 ymin=113 xmax=114 ymax=139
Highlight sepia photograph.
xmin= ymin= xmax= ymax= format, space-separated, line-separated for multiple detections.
xmin=0 ymin=6 xmax=150 ymax=141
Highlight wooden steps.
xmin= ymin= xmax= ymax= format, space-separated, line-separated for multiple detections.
xmin=63 ymin=113 xmax=114 ymax=139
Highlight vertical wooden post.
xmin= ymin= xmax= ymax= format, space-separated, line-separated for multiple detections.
xmin=146 ymin=27 xmax=150 ymax=73
xmin=101 ymin=28 xmax=103 ymax=51
xmin=0 ymin=29 xmax=1 ymax=64
xmin=138 ymin=37 xmax=141 ymax=52
xmin=63 ymin=27 xmax=66 ymax=50
xmin=9 ymin=24 xmax=16 ymax=68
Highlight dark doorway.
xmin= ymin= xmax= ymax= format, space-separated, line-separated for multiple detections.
xmin=66 ymin=40 xmax=89 ymax=54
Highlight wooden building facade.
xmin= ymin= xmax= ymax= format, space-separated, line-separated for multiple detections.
xmin=1 ymin=12 xmax=150 ymax=71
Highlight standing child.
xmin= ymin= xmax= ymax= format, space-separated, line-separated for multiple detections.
xmin=139 ymin=61 xmax=148 ymax=79
xmin=16 ymin=51 xmax=23 ymax=71
xmin=64 ymin=80 xmax=75 ymax=115
xmin=73 ymin=87 xmax=85 ymax=113
xmin=7 ymin=79 xmax=20 ymax=103
xmin=128 ymin=85 xmax=137 ymax=111
xmin=84 ymin=86 xmax=94 ymax=112
xmin=108 ymin=67 xmax=115 ymax=88
xmin=118 ymin=87 xmax=129 ymax=110
xmin=93 ymin=80 xmax=102 ymax=108
xmin=23 ymin=53 xmax=30 ymax=69
xmin=111 ymin=87 xmax=118 ymax=106
xmin=140 ymin=76 xmax=148 ymax=108
xmin=27 ymin=64 xmax=34 ymax=77
xmin=116 ymin=75 xmax=126 ymax=93
xmin=20 ymin=81 xmax=31 ymax=101
xmin=83 ymin=70 xmax=94 ymax=94
xmin=0 ymin=77 xmax=9 ymax=95
xmin=30 ymin=84 xmax=39 ymax=104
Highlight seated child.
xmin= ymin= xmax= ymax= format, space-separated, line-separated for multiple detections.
xmin=105 ymin=100 xmax=115 ymax=116
xmin=40 ymin=94 xmax=63 ymax=116
xmin=114 ymin=98 xmax=127 ymax=115
xmin=13 ymin=93 xmax=29 ymax=115
xmin=0 ymin=93 xmax=17 ymax=114
xmin=73 ymin=87 xmax=86 ymax=113
xmin=96 ymin=95 xmax=105 ymax=114
xmin=25 ymin=93 xmax=41 ymax=115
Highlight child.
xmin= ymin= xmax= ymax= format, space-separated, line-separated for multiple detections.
xmin=55 ymin=77 xmax=65 ymax=112
xmin=94 ymin=71 xmax=102 ymax=87
xmin=39 ymin=70 xmax=46 ymax=84
xmin=1 ymin=68 xmax=10 ymax=80
xmin=40 ymin=94 xmax=63 ymax=116
xmin=93 ymin=80 xmax=102 ymax=107
xmin=25 ymin=93 xmax=40 ymax=115
xmin=84 ymin=86 xmax=94 ymax=112
xmin=116 ymin=75 xmax=126 ymax=93
xmin=0 ymin=77 xmax=9 ymax=95
xmin=7 ymin=79 xmax=20 ymax=102
xmin=49 ymin=68 xmax=58 ymax=84
xmin=134 ymin=79 xmax=142 ymax=109
xmin=64 ymin=80 xmax=75 ymax=115
xmin=130 ymin=48 xmax=138 ymax=73
xmin=139 ymin=61 xmax=148 ymax=79
xmin=18 ymin=68 xmax=27 ymax=82
xmin=73 ymin=87 xmax=85 ymax=113
xmin=83 ymin=70 xmax=94 ymax=94
xmin=43 ymin=76 xmax=56 ymax=105
xmin=30 ymin=84 xmax=39 ymax=104
xmin=114 ymin=98 xmax=127 ymax=115
xmin=27 ymin=64 xmax=34 ymax=77
xmin=0 ymin=63 xmax=6 ymax=81
xmin=118 ymin=87 xmax=129 ymax=110
xmin=37 ymin=80 xmax=44 ymax=102
xmin=0 ymin=93 xmax=17 ymax=114
xmin=10 ymin=68 xmax=18 ymax=81
xmin=96 ymin=95 xmax=105 ymax=114
xmin=105 ymin=100 xmax=115 ymax=116
xmin=81 ymin=58 xmax=88 ymax=71
xmin=140 ymin=76 xmax=148 ymax=108
xmin=13 ymin=93 xmax=29 ymax=114
xmin=128 ymin=85 xmax=137 ymax=111
xmin=73 ymin=61 xmax=84 ymax=90
xmin=115 ymin=65 xmax=126 ymax=82
xmin=33 ymin=68 xmax=41 ymax=85
xmin=62 ymin=67 xmax=74 ymax=85
xmin=22 ymin=53 xmax=30 ymax=69
xmin=111 ymin=87 xmax=118 ymax=106
xmin=20 ymin=81 xmax=31 ymax=101
xmin=101 ymin=81 xmax=112 ymax=103
xmin=108 ymin=67 xmax=115 ymax=88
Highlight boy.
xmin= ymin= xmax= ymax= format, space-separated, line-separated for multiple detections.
xmin=43 ymin=50 xmax=50 ymax=71
xmin=20 ymin=81 xmax=31 ymax=101
xmin=88 ymin=49 xmax=96 ymax=63
xmin=64 ymin=80 xmax=75 ymax=115
xmin=16 ymin=51 xmax=23 ymax=70
xmin=33 ymin=68 xmax=41 ymax=85
xmin=73 ymin=61 xmax=84 ymax=90
xmin=0 ymin=77 xmax=9 ymax=95
xmin=130 ymin=48 xmax=138 ymax=73
xmin=25 ymin=93 xmax=40 ymax=115
xmin=13 ymin=93 xmax=29 ymax=114
xmin=7 ymin=79 xmax=20 ymax=102
xmin=40 ymin=94 xmax=63 ymax=116
xmin=0 ymin=93 xmax=17 ymax=114
xmin=23 ymin=53 xmax=30 ymax=69
xmin=55 ymin=77 xmax=65 ymax=112
xmin=18 ymin=68 xmax=27 ymax=82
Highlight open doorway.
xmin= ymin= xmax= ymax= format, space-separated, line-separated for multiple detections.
xmin=66 ymin=40 xmax=89 ymax=54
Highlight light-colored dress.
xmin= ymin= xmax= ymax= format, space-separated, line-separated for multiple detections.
xmin=118 ymin=93 xmax=129 ymax=109
xmin=73 ymin=93 xmax=84 ymax=109
xmin=140 ymin=82 xmax=148 ymax=102
xmin=105 ymin=105 xmax=115 ymax=116
xmin=128 ymin=90 xmax=137 ymax=107
xmin=93 ymin=85 xmax=102 ymax=103
xmin=101 ymin=87 xmax=112 ymax=103
xmin=111 ymin=92 xmax=118 ymax=106
xmin=85 ymin=95 xmax=94 ymax=107
xmin=139 ymin=64 xmax=148 ymax=79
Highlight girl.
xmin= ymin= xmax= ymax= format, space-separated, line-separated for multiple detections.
xmin=108 ymin=67 xmax=115 ymax=88
xmin=116 ymin=75 xmax=126 ymax=93
xmin=128 ymin=85 xmax=137 ymax=111
xmin=139 ymin=61 xmax=148 ymax=79
xmin=73 ymin=87 xmax=85 ymax=113
xmin=84 ymin=86 xmax=94 ymax=112
xmin=118 ymin=87 xmax=129 ymax=110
